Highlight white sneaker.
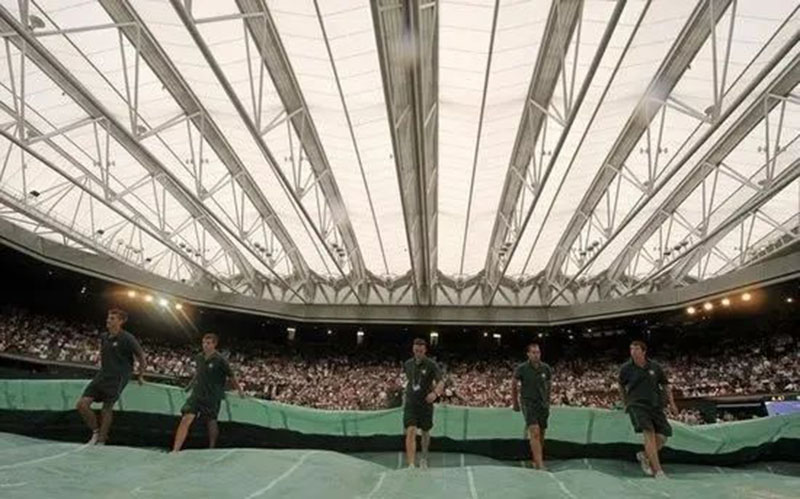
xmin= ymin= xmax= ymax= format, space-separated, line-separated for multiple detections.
xmin=636 ymin=451 xmax=653 ymax=476
xmin=420 ymin=458 xmax=428 ymax=469
xmin=654 ymin=470 xmax=667 ymax=480
xmin=87 ymin=431 xmax=99 ymax=445
xmin=407 ymin=463 xmax=416 ymax=469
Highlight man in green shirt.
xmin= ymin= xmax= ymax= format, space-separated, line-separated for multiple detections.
xmin=618 ymin=340 xmax=678 ymax=479
xmin=76 ymin=308 xmax=146 ymax=445
xmin=511 ymin=342 xmax=552 ymax=470
xmin=171 ymin=333 xmax=244 ymax=452
xmin=403 ymin=338 xmax=443 ymax=469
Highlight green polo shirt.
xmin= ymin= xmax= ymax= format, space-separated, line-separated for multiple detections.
xmin=191 ymin=352 xmax=233 ymax=403
xmin=514 ymin=360 xmax=552 ymax=406
xmin=619 ymin=359 xmax=668 ymax=409
xmin=98 ymin=330 xmax=142 ymax=382
xmin=403 ymin=357 xmax=442 ymax=404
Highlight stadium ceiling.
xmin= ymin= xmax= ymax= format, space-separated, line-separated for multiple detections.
xmin=0 ymin=0 xmax=797 ymax=314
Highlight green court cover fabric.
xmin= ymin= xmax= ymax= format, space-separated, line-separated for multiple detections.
xmin=0 ymin=432 xmax=799 ymax=499
xmin=0 ymin=379 xmax=797 ymax=457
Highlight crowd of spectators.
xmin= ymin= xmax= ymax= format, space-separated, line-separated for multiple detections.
xmin=0 ymin=307 xmax=797 ymax=424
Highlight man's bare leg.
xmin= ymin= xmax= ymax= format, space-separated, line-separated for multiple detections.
xmin=656 ymin=433 xmax=667 ymax=450
xmin=643 ymin=430 xmax=663 ymax=474
xmin=75 ymin=397 xmax=98 ymax=433
xmin=420 ymin=430 xmax=431 ymax=468
xmin=528 ymin=425 xmax=544 ymax=469
xmin=539 ymin=427 xmax=546 ymax=469
xmin=206 ymin=419 xmax=219 ymax=449
xmin=98 ymin=402 xmax=114 ymax=443
xmin=171 ymin=413 xmax=196 ymax=452
xmin=405 ymin=426 xmax=417 ymax=467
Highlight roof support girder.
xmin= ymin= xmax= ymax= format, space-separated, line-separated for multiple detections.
xmin=0 ymin=6 xmax=269 ymax=297
xmin=604 ymin=48 xmax=800 ymax=294
xmin=0 ymin=128 xmax=223 ymax=289
xmin=626 ymin=157 xmax=800 ymax=296
xmin=542 ymin=0 xmax=733 ymax=298
xmin=371 ymin=0 xmax=438 ymax=305
xmin=97 ymin=0 xmax=313 ymax=301
xmin=234 ymin=0 xmax=368 ymax=301
xmin=169 ymin=0 xmax=368 ymax=304
xmin=482 ymin=0 xmax=584 ymax=304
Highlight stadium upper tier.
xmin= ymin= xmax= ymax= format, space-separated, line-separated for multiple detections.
xmin=0 ymin=1 xmax=797 ymax=318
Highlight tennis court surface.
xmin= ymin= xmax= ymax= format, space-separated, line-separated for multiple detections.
xmin=0 ymin=432 xmax=798 ymax=499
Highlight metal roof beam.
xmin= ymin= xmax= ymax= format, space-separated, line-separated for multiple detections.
xmin=168 ymin=0 xmax=367 ymax=304
xmin=0 ymin=6 xmax=270 ymax=297
xmin=603 ymin=49 xmax=800 ymax=295
xmin=234 ymin=0 xmax=368 ymax=302
xmin=482 ymin=0 xmax=585 ymax=304
xmin=0 ymin=127 xmax=226 ymax=289
xmin=98 ymin=0 xmax=312 ymax=301
xmin=625 ymin=157 xmax=800 ymax=296
xmin=371 ymin=0 xmax=438 ymax=305
xmin=542 ymin=0 xmax=733 ymax=299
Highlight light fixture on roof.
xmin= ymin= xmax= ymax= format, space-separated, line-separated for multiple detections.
xmin=127 ymin=290 xmax=137 ymax=298
xmin=686 ymin=306 xmax=696 ymax=315
xmin=742 ymin=292 xmax=752 ymax=302
xmin=175 ymin=303 xmax=183 ymax=310
xmin=786 ymin=297 xmax=794 ymax=303
xmin=144 ymin=294 xmax=153 ymax=303
xmin=703 ymin=302 xmax=713 ymax=311
xmin=721 ymin=297 xmax=730 ymax=307
xmin=159 ymin=298 xmax=169 ymax=307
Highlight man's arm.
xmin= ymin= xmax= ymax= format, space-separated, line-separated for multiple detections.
xmin=660 ymin=365 xmax=678 ymax=414
xmin=425 ymin=362 xmax=445 ymax=404
xmin=223 ymin=359 xmax=245 ymax=397
xmin=664 ymin=384 xmax=678 ymax=415
xmin=184 ymin=373 xmax=197 ymax=392
xmin=229 ymin=375 xmax=245 ymax=398
xmin=132 ymin=339 xmax=146 ymax=385
xmin=617 ymin=368 xmax=628 ymax=409
xmin=511 ymin=376 xmax=520 ymax=411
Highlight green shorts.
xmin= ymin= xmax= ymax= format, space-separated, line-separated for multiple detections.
xmin=627 ymin=404 xmax=672 ymax=437
xmin=82 ymin=375 xmax=127 ymax=403
xmin=181 ymin=396 xmax=222 ymax=420
xmin=521 ymin=399 xmax=549 ymax=430
xmin=403 ymin=402 xmax=434 ymax=431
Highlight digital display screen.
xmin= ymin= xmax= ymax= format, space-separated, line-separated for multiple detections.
xmin=764 ymin=400 xmax=800 ymax=416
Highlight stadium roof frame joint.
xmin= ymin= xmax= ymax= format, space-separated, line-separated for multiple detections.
xmin=98 ymin=0 xmax=315 ymax=302
xmin=602 ymin=47 xmax=800 ymax=299
xmin=172 ymin=0 xmax=370 ymax=305
xmin=0 ymin=5 xmax=278 ymax=298
xmin=0 ymin=127 xmax=225 ymax=290
xmin=541 ymin=0 xmax=737 ymax=306
xmin=370 ymin=0 xmax=439 ymax=306
xmin=482 ymin=0 xmax=617 ymax=306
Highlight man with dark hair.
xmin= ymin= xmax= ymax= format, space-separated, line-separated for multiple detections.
xmin=76 ymin=308 xmax=146 ymax=445
xmin=619 ymin=340 xmax=678 ymax=478
xmin=512 ymin=342 xmax=552 ymax=470
xmin=402 ymin=338 xmax=443 ymax=469
xmin=171 ymin=333 xmax=244 ymax=452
